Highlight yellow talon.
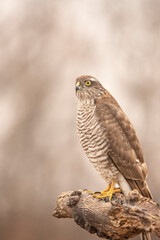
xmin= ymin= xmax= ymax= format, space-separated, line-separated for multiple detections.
xmin=92 ymin=180 xmax=121 ymax=200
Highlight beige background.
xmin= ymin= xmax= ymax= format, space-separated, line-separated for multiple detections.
xmin=0 ymin=1 xmax=160 ymax=240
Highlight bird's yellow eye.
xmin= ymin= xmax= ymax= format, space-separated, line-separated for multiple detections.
xmin=85 ymin=80 xmax=91 ymax=86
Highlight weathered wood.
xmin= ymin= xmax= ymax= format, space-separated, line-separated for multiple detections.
xmin=53 ymin=189 xmax=160 ymax=239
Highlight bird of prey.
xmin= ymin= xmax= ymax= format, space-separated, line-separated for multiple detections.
xmin=75 ymin=75 xmax=152 ymax=240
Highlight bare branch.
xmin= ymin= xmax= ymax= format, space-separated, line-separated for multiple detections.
xmin=53 ymin=190 xmax=160 ymax=239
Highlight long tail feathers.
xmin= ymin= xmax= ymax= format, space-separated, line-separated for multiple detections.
xmin=126 ymin=180 xmax=152 ymax=240
xmin=141 ymin=231 xmax=151 ymax=240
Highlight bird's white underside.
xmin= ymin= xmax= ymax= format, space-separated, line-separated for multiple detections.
xmin=117 ymin=173 xmax=132 ymax=195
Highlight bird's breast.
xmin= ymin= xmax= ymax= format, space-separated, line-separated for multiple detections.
xmin=77 ymin=103 xmax=109 ymax=163
xmin=77 ymin=102 xmax=119 ymax=182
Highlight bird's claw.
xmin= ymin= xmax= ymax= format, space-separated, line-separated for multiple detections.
xmin=91 ymin=180 xmax=121 ymax=200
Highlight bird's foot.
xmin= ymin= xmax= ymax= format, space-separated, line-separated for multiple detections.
xmin=87 ymin=183 xmax=111 ymax=195
xmin=93 ymin=188 xmax=121 ymax=200
xmin=92 ymin=180 xmax=121 ymax=200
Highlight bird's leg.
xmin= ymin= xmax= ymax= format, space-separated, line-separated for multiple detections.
xmin=106 ymin=180 xmax=121 ymax=200
xmin=92 ymin=180 xmax=121 ymax=200
xmin=101 ymin=183 xmax=112 ymax=194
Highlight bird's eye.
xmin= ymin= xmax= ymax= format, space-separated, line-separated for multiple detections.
xmin=85 ymin=80 xmax=91 ymax=86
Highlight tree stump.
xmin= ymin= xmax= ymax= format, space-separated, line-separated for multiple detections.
xmin=53 ymin=189 xmax=160 ymax=239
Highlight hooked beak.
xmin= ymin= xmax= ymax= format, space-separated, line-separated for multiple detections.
xmin=75 ymin=82 xmax=82 ymax=92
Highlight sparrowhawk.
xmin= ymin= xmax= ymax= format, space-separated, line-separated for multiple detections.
xmin=75 ymin=75 xmax=152 ymax=240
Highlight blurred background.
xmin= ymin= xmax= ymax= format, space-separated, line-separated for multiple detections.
xmin=0 ymin=0 xmax=160 ymax=240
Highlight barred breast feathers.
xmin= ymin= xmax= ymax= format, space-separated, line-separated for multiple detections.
xmin=76 ymin=97 xmax=121 ymax=183
xmin=77 ymin=101 xmax=110 ymax=164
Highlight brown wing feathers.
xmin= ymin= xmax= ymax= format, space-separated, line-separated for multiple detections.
xmin=95 ymin=94 xmax=152 ymax=199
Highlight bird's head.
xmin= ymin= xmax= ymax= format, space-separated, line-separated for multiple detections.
xmin=75 ymin=75 xmax=106 ymax=102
